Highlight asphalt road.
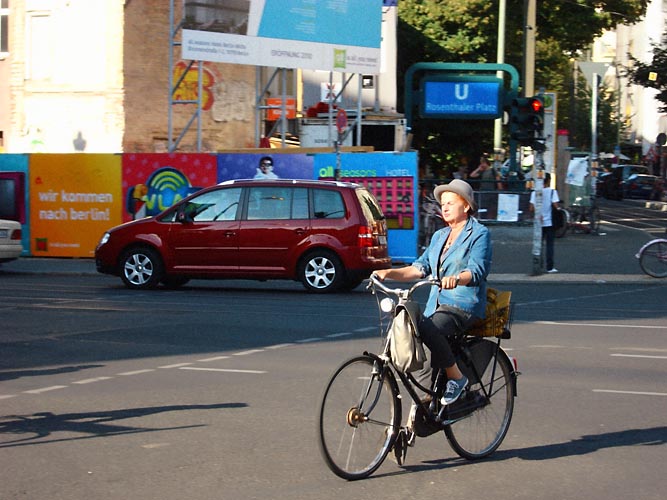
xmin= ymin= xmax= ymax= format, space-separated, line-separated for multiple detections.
xmin=1 ymin=274 xmax=666 ymax=500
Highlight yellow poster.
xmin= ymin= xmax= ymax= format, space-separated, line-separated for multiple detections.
xmin=29 ymin=154 xmax=122 ymax=258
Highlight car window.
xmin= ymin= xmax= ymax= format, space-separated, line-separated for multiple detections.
xmin=355 ymin=188 xmax=385 ymax=223
xmin=181 ymin=188 xmax=242 ymax=221
xmin=312 ymin=188 xmax=345 ymax=219
xmin=247 ymin=186 xmax=308 ymax=220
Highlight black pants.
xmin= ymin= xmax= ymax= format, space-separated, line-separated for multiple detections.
xmin=418 ymin=306 xmax=473 ymax=370
xmin=542 ymin=225 xmax=555 ymax=271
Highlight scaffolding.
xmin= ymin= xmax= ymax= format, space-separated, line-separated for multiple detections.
xmin=169 ymin=1 xmax=374 ymax=152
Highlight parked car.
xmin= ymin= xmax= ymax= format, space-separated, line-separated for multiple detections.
xmin=95 ymin=179 xmax=391 ymax=293
xmin=621 ymin=174 xmax=661 ymax=200
xmin=599 ymin=164 xmax=651 ymax=200
xmin=0 ymin=219 xmax=23 ymax=263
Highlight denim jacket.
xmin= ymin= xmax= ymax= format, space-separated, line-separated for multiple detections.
xmin=412 ymin=216 xmax=492 ymax=319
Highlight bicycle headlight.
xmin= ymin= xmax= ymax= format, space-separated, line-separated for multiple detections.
xmin=380 ymin=297 xmax=395 ymax=313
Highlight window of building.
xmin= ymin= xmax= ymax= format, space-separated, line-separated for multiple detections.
xmin=25 ymin=11 xmax=53 ymax=80
xmin=0 ymin=0 xmax=9 ymax=55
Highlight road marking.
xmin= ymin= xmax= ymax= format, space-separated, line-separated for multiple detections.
xmin=327 ymin=332 xmax=354 ymax=338
xmin=180 ymin=367 xmax=266 ymax=374
xmin=117 ymin=369 xmax=156 ymax=376
xmin=266 ymin=343 xmax=294 ymax=350
xmin=24 ymin=385 xmax=67 ymax=394
xmin=611 ymin=354 xmax=667 ymax=360
xmin=4 ymin=327 xmax=370 ymax=399
xmin=197 ymin=355 xmax=231 ymax=362
xmin=72 ymin=376 xmax=113 ymax=384
xmin=593 ymin=389 xmax=667 ymax=397
xmin=233 ymin=349 xmax=264 ymax=356
xmin=537 ymin=321 xmax=667 ymax=329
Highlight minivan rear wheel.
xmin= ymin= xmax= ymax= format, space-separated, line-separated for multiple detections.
xmin=119 ymin=246 xmax=164 ymax=290
xmin=298 ymin=250 xmax=344 ymax=293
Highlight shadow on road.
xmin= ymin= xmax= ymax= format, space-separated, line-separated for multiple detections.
xmin=0 ymin=364 xmax=105 ymax=381
xmin=0 ymin=402 xmax=247 ymax=448
xmin=374 ymin=426 xmax=667 ymax=478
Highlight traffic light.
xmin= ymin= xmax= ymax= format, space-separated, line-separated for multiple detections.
xmin=530 ymin=95 xmax=545 ymax=138
xmin=509 ymin=95 xmax=545 ymax=146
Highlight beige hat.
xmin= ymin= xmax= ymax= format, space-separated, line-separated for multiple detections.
xmin=433 ymin=179 xmax=477 ymax=214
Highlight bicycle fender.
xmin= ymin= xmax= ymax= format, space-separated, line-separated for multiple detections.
xmin=460 ymin=339 xmax=519 ymax=397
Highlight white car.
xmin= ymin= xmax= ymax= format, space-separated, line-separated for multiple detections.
xmin=0 ymin=219 xmax=23 ymax=263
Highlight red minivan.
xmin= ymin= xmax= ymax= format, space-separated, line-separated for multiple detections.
xmin=95 ymin=179 xmax=391 ymax=293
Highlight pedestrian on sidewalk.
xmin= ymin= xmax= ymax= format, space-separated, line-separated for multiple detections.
xmin=529 ymin=172 xmax=560 ymax=273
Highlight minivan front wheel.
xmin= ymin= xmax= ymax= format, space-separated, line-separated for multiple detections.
xmin=120 ymin=246 xmax=164 ymax=290
xmin=299 ymin=250 xmax=344 ymax=293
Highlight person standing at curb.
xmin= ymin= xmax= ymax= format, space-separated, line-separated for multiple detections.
xmin=529 ymin=172 xmax=560 ymax=273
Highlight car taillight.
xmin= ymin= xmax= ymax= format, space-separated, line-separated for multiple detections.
xmin=358 ymin=226 xmax=375 ymax=247
xmin=11 ymin=229 xmax=22 ymax=240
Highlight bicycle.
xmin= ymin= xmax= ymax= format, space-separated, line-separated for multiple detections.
xmin=559 ymin=196 xmax=600 ymax=236
xmin=636 ymin=238 xmax=667 ymax=278
xmin=317 ymin=275 xmax=519 ymax=480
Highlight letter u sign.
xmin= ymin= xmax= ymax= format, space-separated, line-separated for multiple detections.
xmin=455 ymin=84 xmax=469 ymax=101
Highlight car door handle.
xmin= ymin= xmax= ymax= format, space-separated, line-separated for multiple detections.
xmin=294 ymin=228 xmax=307 ymax=235
xmin=223 ymin=231 xmax=236 ymax=237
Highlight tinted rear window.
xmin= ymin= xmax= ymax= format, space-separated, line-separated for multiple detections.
xmin=355 ymin=188 xmax=385 ymax=223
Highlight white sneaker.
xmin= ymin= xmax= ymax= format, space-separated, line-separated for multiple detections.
xmin=547 ymin=268 xmax=559 ymax=273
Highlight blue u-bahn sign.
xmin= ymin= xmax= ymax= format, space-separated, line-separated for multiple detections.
xmin=419 ymin=76 xmax=504 ymax=120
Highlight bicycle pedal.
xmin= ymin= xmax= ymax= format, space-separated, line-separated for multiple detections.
xmin=406 ymin=429 xmax=416 ymax=447
xmin=391 ymin=430 xmax=408 ymax=466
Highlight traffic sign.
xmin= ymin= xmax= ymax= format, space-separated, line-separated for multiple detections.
xmin=419 ymin=76 xmax=503 ymax=119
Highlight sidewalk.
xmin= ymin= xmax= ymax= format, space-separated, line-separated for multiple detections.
xmin=0 ymin=221 xmax=658 ymax=284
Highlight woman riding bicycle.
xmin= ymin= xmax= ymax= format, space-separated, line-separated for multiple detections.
xmin=374 ymin=179 xmax=492 ymax=406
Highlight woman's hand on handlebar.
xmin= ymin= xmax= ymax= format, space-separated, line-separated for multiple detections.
xmin=372 ymin=269 xmax=390 ymax=281
xmin=372 ymin=266 xmax=422 ymax=282
xmin=440 ymin=274 xmax=460 ymax=290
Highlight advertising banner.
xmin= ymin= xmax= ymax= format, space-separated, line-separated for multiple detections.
xmin=29 ymin=154 xmax=122 ymax=257
xmin=122 ymin=153 xmax=219 ymax=222
xmin=314 ymin=151 xmax=419 ymax=261
xmin=182 ymin=0 xmax=382 ymax=73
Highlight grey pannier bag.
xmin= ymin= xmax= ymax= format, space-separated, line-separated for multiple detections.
xmin=389 ymin=299 xmax=426 ymax=373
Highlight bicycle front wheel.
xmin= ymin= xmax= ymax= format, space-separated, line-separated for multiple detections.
xmin=589 ymin=206 xmax=601 ymax=233
xmin=318 ymin=356 xmax=400 ymax=480
xmin=639 ymin=240 xmax=667 ymax=278
xmin=445 ymin=348 xmax=515 ymax=460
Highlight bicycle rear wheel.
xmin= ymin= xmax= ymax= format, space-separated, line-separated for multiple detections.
xmin=445 ymin=347 xmax=515 ymax=460
xmin=555 ymin=208 xmax=569 ymax=238
xmin=318 ymin=356 xmax=400 ymax=480
xmin=639 ymin=240 xmax=667 ymax=278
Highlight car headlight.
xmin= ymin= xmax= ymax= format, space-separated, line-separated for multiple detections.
xmin=98 ymin=232 xmax=111 ymax=246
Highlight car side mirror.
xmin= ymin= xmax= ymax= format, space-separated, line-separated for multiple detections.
xmin=176 ymin=206 xmax=193 ymax=223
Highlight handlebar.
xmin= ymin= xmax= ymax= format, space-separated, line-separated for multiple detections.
xmin=367 ymin=273 xmax=440 ymax=299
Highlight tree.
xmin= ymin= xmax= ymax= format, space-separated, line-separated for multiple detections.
xmin=623 ymin=30 xmax=667 ymax=112
xmin=570 ymin=73 xmax=626 ymax=153
xmin=397 ymin=0 xmax=649 ymax=172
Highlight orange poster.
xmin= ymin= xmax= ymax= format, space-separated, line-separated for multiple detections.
xmin=29 ymin=154 xmax=122 ymax=258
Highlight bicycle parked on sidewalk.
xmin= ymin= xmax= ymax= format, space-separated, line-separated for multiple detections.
xmin=317 ymin=275 xmax=519 ymax=480
xmin=556 ymin=196 xmax=600 ymax=238
xmin=636 ymin=237 xmax=667 ymax=278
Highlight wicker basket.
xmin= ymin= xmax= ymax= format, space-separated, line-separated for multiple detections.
xmin=467 ymin=288 xmax=513 ymax=337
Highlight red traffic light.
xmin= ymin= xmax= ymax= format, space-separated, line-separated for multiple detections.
xmin=529 ymin=97 xmax=543 ymax=113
